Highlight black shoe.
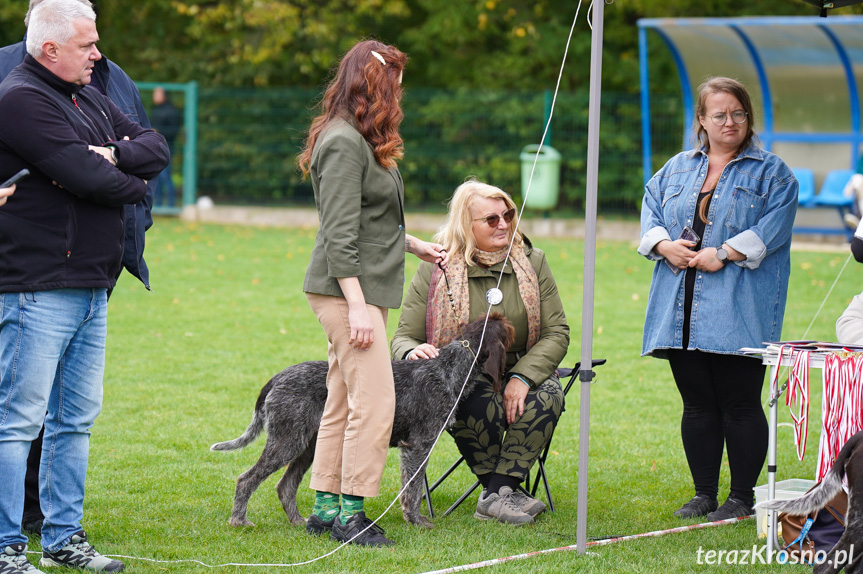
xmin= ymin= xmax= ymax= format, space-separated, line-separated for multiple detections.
xmin=306 ymin=514 xmax=336 ymax=536
xmin=21 ymin=518 xmax=43 ymax=537
xmin=707 ymin=497 xmax=754 ymax=521
xmin=673 ymin=495 xmax=718 ymax=518
xmin=330 ymin=512 xmax=395 ymax=547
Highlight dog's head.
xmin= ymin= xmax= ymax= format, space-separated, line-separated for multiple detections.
xmin=460 ymin=312 xmax=516 ymax=392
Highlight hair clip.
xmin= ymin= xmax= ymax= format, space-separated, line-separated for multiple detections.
xmin=370 ymin=50 xmax=386 ymax=66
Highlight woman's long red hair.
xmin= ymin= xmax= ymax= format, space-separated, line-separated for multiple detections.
xmin=297 ymin=40 xmax=407 ymax=174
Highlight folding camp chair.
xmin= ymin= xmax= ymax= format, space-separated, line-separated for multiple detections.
xmin=422 ymin=358 xmax=606 ymax=518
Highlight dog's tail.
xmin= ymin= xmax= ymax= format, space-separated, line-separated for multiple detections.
xmin=755 ymin=466 xmax=844 ymax=515
xmin=755 ymin=431 xmax=861 ymax=514
xmin=209 ymin=379 xmax=273 ymax=452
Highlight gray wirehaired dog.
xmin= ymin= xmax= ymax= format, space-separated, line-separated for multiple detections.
xmin=756 ymin=430 xmax=862 ymax=574
xmin=211 ymin=312 xmax=515 ymax=529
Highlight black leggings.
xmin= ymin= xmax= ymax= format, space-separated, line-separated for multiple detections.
xmin=667 ymin=350 xmax=768 ymax=504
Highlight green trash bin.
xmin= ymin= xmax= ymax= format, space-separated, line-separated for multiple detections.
xmin=520 ymin=144 xmax=561 ymax=210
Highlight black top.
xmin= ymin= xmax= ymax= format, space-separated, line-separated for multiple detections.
xmin=0 ymin=56 xmax=169 ymax=292
xmin=852 ymin=236 xmax=863 ymax=263
xmin=683 ymin=191 xmax=712 ymax=349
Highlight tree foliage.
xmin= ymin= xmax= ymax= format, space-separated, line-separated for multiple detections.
xmin=3 ymin=0 xmax=860 ymax=92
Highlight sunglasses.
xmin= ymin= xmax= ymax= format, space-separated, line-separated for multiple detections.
xmin=473 ymin=208 xmax=516 ymax=228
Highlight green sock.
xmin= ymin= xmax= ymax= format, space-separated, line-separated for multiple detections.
xmin=312 ymin=491 xmax=340 ymax=521
xmin=339 ymin=494 xmax=364 ymax=524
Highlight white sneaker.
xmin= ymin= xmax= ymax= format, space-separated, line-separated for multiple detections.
xmin=39 ymin=531 xmax=124 ymax=572
xmin=508 ymin=489 xmax=547 ymax=518
xmin=474 ymin=486 xmax=534 ymax=525
xmin=1 ymin=544 xmax=46 ymax=574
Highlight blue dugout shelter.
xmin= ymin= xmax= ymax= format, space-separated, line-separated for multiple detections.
xmin=637 ymin=16 xmax=863 ymax=186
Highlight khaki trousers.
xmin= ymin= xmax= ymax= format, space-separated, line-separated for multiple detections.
xmin=306 ymin=293 xmax=395 ymax=498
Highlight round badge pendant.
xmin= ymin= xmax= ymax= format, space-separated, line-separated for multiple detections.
xmin=486 ymin=288 xmax=503 ymax=306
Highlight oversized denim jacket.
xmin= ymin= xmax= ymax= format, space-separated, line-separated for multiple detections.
xmin=638 ymin=144 xmax=798 ymax=359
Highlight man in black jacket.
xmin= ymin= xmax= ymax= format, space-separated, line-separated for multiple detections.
xmin=0 ymin=1 xmax=168 ymax=573
xmin=0 ymin=0 xmax=159 ymax=542
xmin=0 ymin=0 xmax=156 ymax=290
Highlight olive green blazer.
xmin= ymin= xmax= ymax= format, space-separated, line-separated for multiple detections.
xmin=303 ymin=118 xmax=406 ymax=309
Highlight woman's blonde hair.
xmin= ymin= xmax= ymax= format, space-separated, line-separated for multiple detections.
xmin=434 ymin=179 xmax=523 ymax=266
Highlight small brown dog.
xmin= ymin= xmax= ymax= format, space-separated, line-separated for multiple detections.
xmin=757 ymin=430 xmax=862 ymax=573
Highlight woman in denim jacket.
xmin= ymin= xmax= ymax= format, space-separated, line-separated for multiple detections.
xmin=638 ymin=77 xmax=798 ymax=521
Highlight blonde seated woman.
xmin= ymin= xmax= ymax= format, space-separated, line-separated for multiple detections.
xmin=391 ymin=179 xmax=569 ymax=525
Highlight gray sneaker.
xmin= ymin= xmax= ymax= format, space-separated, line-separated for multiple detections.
xmin=508 ymin=490 xmax=547 ymax=518
xmin=474 ymin=486 xmax=534 ymax=525
xmin=1 ymin=544 xmax=45 ymax=574
xmin=39 ymin=532 xmax=124 ymax=572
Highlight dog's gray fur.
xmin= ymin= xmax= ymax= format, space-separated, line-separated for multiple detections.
xmin=212 ymin=313 xmax=515 ymax=528
xmin=756 ymin=430 xmax=862 ymax=573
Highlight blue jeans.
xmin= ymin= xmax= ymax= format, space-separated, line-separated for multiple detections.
xmin=0 ymin=289 xmax=107 ymax=551
xmin=154 ymin=163 xmax=175 ymax=207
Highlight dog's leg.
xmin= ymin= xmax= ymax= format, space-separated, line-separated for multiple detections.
xmin=229 ymin=438 xmax=297 ymax=527
xmin=399 ymin=442 xmax=434 ymax=528
xmin=275 ymin=442 xmax=315 ymax=526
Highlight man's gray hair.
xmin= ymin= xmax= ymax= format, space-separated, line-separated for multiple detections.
xmin=24 ymin=0 xmax=93 ymax=27
xmin=26 ymin=0 xmax=96 ymax=59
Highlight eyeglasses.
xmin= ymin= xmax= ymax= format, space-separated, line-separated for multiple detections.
xmin=707 ymin=111 xmax=748 ymax=126
xmin=474 ymin=208 xmax=516 ymax=228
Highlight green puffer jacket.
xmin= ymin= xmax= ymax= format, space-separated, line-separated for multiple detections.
xmin=390 ymin=239 xmax=570 ymax=387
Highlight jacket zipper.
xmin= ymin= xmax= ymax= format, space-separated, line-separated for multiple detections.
xmin=71 ymin=94 xmax=113 ymax=143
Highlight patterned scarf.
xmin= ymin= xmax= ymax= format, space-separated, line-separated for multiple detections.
xmin=426 ymin=244 xmax=540 ymax=350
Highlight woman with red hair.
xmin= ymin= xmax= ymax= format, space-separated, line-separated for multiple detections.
xmin=298 ymin=39 xmax=447 ymax=546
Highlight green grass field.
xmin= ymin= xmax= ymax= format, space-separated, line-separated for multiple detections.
xmin=27 ymin=218 xmax=863 ymax=573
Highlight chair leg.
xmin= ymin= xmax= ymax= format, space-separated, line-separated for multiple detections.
xmin=442 ymin=479 xmax=481 ymax=517
xmin=537 ymin=458 xmax=555 ymax=512
xmin=531 ymin=441 xmax=553 ymax=498
xmin=422 ymin=472 xmax=435 ymax=519
xmin=424 ymin=456 xmax=468 ymax=519
xmin=428 ymin=455 xmax=465 ymax=493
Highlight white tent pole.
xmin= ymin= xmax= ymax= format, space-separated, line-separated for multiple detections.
xmin=576 ymin=0 xmax=605 ymax=555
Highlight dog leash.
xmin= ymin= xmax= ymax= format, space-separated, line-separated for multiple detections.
xmin=439 ymin=263 xmax=465 ymax=328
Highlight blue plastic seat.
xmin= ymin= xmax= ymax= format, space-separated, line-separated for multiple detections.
xmin=813 ymin=169 xmax=856 ymax=208
xmin=792 ymin=168 xmax=816 ymax=207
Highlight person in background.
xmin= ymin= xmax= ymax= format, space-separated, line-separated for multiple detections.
xmin=150 ymin=85 xmax=183 ymax=207
xmin=297 ymin=39 xmax=447 ymax=547
xmin=391 ymin=180 xmax=568 ymax=525
xmin=837 ymin=152 xmax=863 ymax=345
xmin=638 ymin=77 xmax=798 ymax=521
xmin=844 ymin=150 xmax=863 ymax=258
xmin=0 ymin=1 xmax=169 ymax=572
xmin=0 ymin=0 xmax=158 ymax=541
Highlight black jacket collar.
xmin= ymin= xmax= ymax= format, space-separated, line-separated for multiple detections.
xmin=22 ymin=53 xmax=85 ymax=96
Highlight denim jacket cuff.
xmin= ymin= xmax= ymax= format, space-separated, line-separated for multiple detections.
xmin=638 ymin=226 xmax=671 ymax=260
xmin=726 ymin=230 xmax=766 ymax=269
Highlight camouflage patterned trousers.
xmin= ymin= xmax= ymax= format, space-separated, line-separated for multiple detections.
xmin=450 ymin=375 xmax=564 ymax=481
